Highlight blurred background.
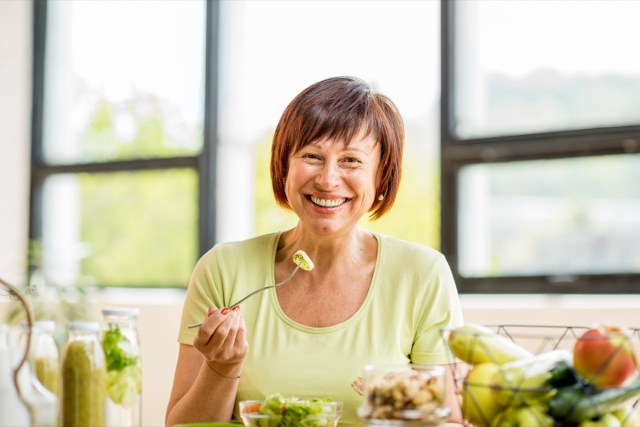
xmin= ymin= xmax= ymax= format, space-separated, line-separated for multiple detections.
xmin=2 ymin=1 xmax=640 ymax=425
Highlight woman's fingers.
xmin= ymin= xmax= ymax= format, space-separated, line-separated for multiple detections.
xmin=235 ymin=315 xmax=248 ymax=354
xmin=218 ymin=311 xmax=241 ymax=357
xmin=194 ymin=307 xmax=228 ymax=347
xmin=193 ymin=307 xmax=247 ymax=363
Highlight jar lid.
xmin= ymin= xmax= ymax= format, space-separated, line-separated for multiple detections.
xmin=21 ymin=320 xmax=55 ymax=332
xmin=33 ymin=320 xmax=55 ymax=332
xmin=68 ymin=321 xmax=101 ymax=332
xmin=102 ymin=307 xmax=140 ymax=318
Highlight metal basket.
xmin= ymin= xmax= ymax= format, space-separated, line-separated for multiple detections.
xmin=440 ymin=324 xmax=640 ymax=427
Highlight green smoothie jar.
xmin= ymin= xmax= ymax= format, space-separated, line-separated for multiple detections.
xmin=60 ymin=321 xmax=106 ymax=427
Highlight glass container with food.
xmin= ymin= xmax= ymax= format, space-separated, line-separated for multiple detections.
xmin=358 ymin=364 xmax=450 ymax=426
xmin=239 ymin=394 xmax=343 ymax=427
xmin=27 ymin=320 xmax=60 ymax=396
xmin=60 ymin=321 xmax=107 ymax=427
xmin=102 ymin=307 xmax=142 ymax=427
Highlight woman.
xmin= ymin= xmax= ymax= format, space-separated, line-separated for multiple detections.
xmin=166 ymin=76 xmax=464 ymax=426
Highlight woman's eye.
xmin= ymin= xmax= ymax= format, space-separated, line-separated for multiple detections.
xmin=301 ymin=153 xmax=321 ymax=160
xmin=343 ymin=157 xmax=362 ymax=164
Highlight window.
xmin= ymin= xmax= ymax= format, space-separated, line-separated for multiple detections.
xmin=31 ymin=1 xmax=213 ymax=287
xmin=32 ymin=0 xmax=442 ymax=288
xmin=441 ymin=0 xmax=640 ymax=293
xmin=217 ymin=1 xmax=442 ymax=248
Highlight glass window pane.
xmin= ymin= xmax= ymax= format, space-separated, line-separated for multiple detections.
xmin=42 ymin=0 xmax=205 ymax=164
xmin=454 ymin=1 xmax=640 ymax=138
xmin=219 ymin=1 xmax=441 ymax=247
xmin=41 ymin=169 xmax=198 ymax=287
xmin=457 ymin=154 xmax=640 ymax=277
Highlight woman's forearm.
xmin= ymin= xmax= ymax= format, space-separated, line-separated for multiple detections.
xmin=166 ymin=361 xmax=241 ymax=426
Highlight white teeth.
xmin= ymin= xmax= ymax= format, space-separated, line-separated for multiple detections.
xmin=310 ymin=196 xmax=346 ymax=207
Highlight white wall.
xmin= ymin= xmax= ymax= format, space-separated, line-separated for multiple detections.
xmin=0 ymin=0 xmax=31 ymax=285
xmin=1 ymin=2 xmax=640 ymax=427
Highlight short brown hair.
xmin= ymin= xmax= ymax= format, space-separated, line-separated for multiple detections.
xmin=270 ymin=76 xmax=404 ymax=220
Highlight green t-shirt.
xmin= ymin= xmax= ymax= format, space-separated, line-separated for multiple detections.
xmin=178 ymin=231 xmax=464 ymax=425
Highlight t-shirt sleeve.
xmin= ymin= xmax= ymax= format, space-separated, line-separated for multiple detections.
xmin=177 ymin=245 xmax=226 ymax=345
xmin=410 ymin=254 xmax=464 ymax=365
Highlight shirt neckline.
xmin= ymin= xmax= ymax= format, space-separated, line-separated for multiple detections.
xmin=267 ymin=230 xmax=382 ymax=333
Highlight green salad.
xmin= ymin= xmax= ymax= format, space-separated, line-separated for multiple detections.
xmin=256 ymin=394 xmax=334 ymax=427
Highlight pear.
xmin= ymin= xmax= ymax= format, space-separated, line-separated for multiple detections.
xmin=462 ymin=362 xmax=502 ymax=427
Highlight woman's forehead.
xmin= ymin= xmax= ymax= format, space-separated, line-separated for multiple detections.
xmin=307 ymin=129 xmax=379 ymax=150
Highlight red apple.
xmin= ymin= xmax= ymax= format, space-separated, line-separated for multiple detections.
xmin=573 ymin=324 xmax=639 ymax=388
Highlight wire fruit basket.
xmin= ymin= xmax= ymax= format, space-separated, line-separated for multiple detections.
xmin=440 ymin=324 xmax=640 ymax=427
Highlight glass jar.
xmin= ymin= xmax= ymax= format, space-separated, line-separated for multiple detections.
xmin=17 ymin=321 xmax=59 ymax=427
xmin=358 ymin=364 xmax=450 ymax=426
xmin=102 ymin=307 xmax=142 ymax=427
xmin=28 ymin=320 xmax=60 ymax=396
xmin=0 ymin=324 xmax=30 ymax=426
xmin=60 ymin=321 xmax=107 ymax=427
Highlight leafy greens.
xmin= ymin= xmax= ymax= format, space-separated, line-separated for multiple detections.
xmin=258 ymin=394 xmax=333 ymax=427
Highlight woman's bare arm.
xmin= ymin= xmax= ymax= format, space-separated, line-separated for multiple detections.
xmin=165 ymin=308 xmax=247 ymax=426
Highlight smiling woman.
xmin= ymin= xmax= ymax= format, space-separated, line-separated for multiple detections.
xmin=166 ymin=77 xmax=464 ymax=426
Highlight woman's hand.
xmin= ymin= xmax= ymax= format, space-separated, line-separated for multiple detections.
xmin=166 ymin=309 xmax=248 ymax=426
xmin=193 ymin=306 xmax=248 ymax=376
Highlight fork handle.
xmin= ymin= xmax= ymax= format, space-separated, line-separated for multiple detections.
xmin=186 ymin=265 xmax=301 ymax=329
xmin=228 ymin=265 xmax=300 ymax=308
xmin=227 ymin=284 xmax=278 ymax=309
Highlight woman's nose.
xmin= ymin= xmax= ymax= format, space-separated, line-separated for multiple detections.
xmin=315 ymin=161 xmax=341 ymax=189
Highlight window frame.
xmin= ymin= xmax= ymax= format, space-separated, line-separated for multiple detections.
xmin=440 ymin=0 xmax=640 ymax=294
xmin=28 ymin=0 xmax=219 ymax=288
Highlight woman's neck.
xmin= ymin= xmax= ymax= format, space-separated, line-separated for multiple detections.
xmin=277 ymin=225 xmax=376 ymax=271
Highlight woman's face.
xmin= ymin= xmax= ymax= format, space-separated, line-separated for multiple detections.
xmin=285 ymin=130 xmax=381 ymax=236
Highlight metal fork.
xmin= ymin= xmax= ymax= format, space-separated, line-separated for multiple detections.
xmin=186 ymin=265 xmax=302 ymax=329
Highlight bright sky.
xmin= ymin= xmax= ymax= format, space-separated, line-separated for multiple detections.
xmin=69 ymin=1 xmax=205 ymax=123
xmin=219 ymin=0 xmax=439 ymax=139
xmin=475 ymin=0 xmax=640 ymax=77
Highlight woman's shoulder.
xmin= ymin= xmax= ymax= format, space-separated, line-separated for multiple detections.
xmin=376 ymin=232 xmax=445 ymax=263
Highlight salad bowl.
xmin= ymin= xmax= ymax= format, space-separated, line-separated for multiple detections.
xmin=239 ymin=395 xmax=343 ymax=427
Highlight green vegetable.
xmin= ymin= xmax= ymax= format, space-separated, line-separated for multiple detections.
xmin=106 ymin=365 xmax=142 ymax=407
xmin=101 ymin=325 xmax=141 ymax=406
xmin=548 ymin=376 xmax=640 ymax=422
xmin=258 ymin=394 xmax=333 ymax=427
xmin=102 ymin=326 xmax=138 ymax=371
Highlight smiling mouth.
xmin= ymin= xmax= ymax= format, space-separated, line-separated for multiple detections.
xmin=309 ymin=195 xmax=347 ymax=208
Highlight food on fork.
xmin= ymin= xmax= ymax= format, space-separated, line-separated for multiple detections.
xmin=293 ymin=250 xmax=315 ymax=271
xmin=186 ymin=250 xmax=314 ymax=329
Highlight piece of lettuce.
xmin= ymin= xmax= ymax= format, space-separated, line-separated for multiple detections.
xmin=102 ymin=326 xmax=139 ymax=371
xmin=102 ymin=325 xmax=142 ymax=405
